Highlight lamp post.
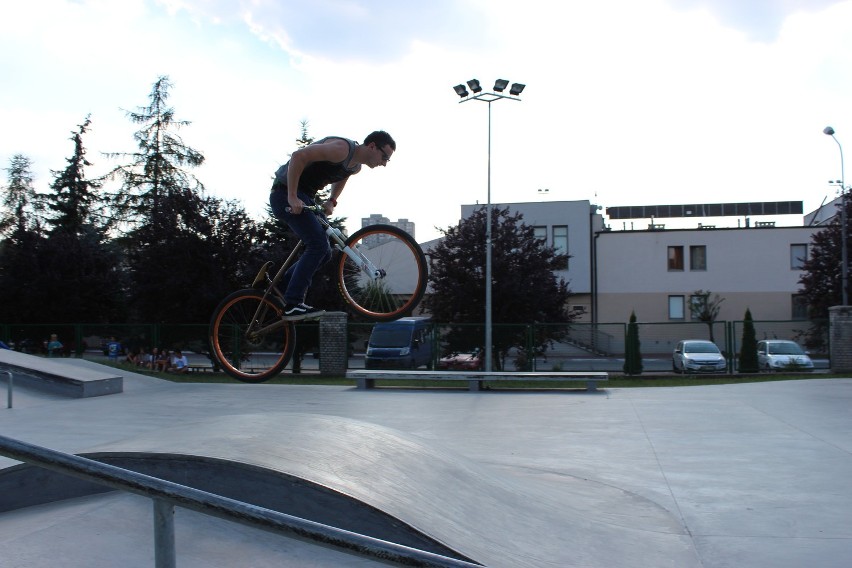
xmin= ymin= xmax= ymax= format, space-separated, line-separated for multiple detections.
xmin=823 ymin=126 xmax=849 ymax=306
xmin=454 ymin=79 xmax=525 ymax=372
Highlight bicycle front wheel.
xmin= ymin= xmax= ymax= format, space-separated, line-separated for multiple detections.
xmin=209 ymin=289 xmax=295 ymax=383
xmin=337 ymin=224 xmax=428 ymax=321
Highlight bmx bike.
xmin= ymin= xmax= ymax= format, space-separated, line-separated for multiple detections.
xmin=209 ymin=205 xmax=428 ymax=383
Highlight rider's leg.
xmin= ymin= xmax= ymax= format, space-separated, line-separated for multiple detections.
xmin=270 ymin=190 xmax=332 ymax=305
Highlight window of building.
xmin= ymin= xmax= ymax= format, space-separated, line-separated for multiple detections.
xmin=791 ymin=294 xmax=808 ymax=319
xmin=668 ymin=246 xmax=684 ymax=271
xmin=552 ymin=225 xmax=568 ymax=269
xmin=533 ymin=226 xmax=547 ymax=243
xmin=790 ymin=244 xmax=808 ymax=269
xmin=668 ymin=295 xmax=685 ymax=320
xmin=689 ymin=245 xmax=707 ymax=271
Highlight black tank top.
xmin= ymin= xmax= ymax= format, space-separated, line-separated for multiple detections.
xmin=273 ymin=136 xmax=361 ymax=197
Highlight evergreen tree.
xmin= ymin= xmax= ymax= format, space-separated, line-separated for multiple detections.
xmin=623 ymin=311 xmax=643 ymax=375
xmin=424 ymin=206 xmax=574 ymax=369
xmin=38 ymin=116 xmax=126 ymax=324
xmin=0 ymin=155 xmax=46 ymax=322
xmin=738 ymin=308 xmax=758 ymax=373
xmin=105 ymin=75 xmax=204 ymax=229
xmin=0 ymin=154 xmax=41 ymax=236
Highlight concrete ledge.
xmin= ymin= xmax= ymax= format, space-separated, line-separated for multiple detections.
xmin=0 ymin=350 xmax=122 ymax=398
xmin=346 ymin=370 xmax=609 ymax=391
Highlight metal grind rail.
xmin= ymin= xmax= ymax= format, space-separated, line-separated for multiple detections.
xmin=0 ymin=435 xmax=483 ymax=568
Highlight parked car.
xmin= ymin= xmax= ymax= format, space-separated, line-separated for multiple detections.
xmin=364 ymin=317 xmax=433 ymax=370
xmin=672 ymin=340 xmax=727 ymax=373
xmin=757 ymin=340 xmax=814 ymax=372
xmin=438 ymin=348 xmax=484 ymax=371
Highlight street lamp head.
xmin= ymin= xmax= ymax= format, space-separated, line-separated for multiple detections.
xmin=467 ymin=79 xmax=482 ymax=93
xmin=509 ymin=82 xmax=526 ymax=96
xmin=824 ymin=126 xmax=836 ymax=136
xmin=493 ymin=79 xmax=509 ymax=92
xmin=453 ymin=84 xmax=469 ymax=98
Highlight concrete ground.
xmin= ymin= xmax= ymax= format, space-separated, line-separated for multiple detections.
xmin=1 ymin=358 xmax=851 ymax=567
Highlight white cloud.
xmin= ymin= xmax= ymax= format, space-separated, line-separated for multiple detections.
xmin=2 ymin=0 xmax=851 ymax=242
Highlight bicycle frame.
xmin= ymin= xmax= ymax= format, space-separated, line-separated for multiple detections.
xmin=246 ymin=206 xmax=384 ymax=336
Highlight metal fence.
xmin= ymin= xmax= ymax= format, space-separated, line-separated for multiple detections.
xmin=0 ymin=318 xmax=830 ymax=373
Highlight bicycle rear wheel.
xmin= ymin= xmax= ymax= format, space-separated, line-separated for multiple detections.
xmin=209 ymin=289 xmax=295 ymax=383
xmin=337 ymin=224 xmax=427 ymax=322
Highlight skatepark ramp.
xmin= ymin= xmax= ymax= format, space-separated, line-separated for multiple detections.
xmin=0 ymin=432 xmax=479 ymax=567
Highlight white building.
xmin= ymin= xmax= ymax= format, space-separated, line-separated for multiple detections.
xmin=449 ymin=199 xmax=826 ymax=325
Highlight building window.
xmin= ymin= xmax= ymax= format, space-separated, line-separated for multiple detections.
xmin=533 ymin=226 xmax=547 ymax=243
xmin=690 ymin=245 xmax=707 ymax=271
xmin=791 ymin=294 xmax=808 ymax=319
xmin=553 ymin=225 xmax=568 ymax=269
xmin=668 ymin=295 xmax=685 ymax=320
xmin=668 ymin=246 xmax=684 ymax=271
xmin=790 ymin=244 xmax=808 ymax=269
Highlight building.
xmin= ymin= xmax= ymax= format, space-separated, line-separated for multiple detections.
xmin=460 ymin=200 xmax=605 ymax=321
xmin=451 ymin=199 xmax=826 ymax=325
xmin=361 ymin=214 xmax=416 ymax=248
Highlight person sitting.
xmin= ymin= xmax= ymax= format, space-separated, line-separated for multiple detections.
xmin=155 ymin=348 xmax=171 ymax=372
xmin=168 ymin=349 xmax=189 ymax=374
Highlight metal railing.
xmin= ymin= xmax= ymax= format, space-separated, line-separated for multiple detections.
xmin=0 ymin=434 xmax=482 ymax=568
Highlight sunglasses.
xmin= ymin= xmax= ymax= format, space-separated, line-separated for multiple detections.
xmin=377 ymin=146 xmax=390 ymax=163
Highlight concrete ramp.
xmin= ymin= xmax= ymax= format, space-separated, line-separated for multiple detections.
xmin=0 ymin=350 xmax=122 ymax=398
xmin=0 ymin=414 xmax=700 ymax=567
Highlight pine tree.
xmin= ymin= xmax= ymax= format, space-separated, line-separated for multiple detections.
xmin=738 ymin=308 xmax=758 ymax=373
xmin=623 ymin=311 xmax=643 ymax=375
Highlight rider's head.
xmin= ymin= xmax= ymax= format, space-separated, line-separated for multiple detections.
xmin=364 ymin=131 xmax=396 ymax=152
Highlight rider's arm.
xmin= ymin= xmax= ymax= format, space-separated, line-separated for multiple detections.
xmin=323 ymin=178 xmax=348 ymax=215
xmin=286 ymin=139 xmax=351 ymax=214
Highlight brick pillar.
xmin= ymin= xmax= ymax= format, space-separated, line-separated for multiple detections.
xmin=829 ymin=306 xmax=852 ymax=373
xmin=319 ymin=311 xmax=348 ymax=377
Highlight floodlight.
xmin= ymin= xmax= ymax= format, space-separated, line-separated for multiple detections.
xmin=493 ymin=79 xmax=509 ymax=92
xmin=824 ymin=126 xmax=836 ymax=136
xmin=453 ymin=84 xmax=469 ymax=98
xmin=467 ymin=79 xmax=482 ymax=93
xmin=509 ymin=82 xmax=526 ymax=96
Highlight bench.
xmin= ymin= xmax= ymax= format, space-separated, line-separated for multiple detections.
xmin=345 ymin=370 xmax=608 ymax=392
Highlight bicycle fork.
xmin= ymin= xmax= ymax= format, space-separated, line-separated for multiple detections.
xmin=326 ymin=226 xmax=386 ymax=280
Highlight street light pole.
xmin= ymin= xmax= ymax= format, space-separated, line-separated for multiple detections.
xmin=454 ymin=79 xmax=525 ymax=372
xmin=824 ymin=126 xmax=849 ymax=306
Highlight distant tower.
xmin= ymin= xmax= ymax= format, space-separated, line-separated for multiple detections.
xmin=361 ymin=214 xmax=415 ymax=247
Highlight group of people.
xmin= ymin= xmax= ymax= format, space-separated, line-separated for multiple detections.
xmin=109 ymin=339 xmax=188 ymax=374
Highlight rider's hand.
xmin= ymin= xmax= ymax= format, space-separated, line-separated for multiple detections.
xmin=287 ymin=195 xmax=304 ymax=215
xmin=322 ymin=200 xmax=335 ymax=215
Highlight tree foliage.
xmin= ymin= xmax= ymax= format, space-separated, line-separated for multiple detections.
xmin=623 ymin=311 xmax=643 ymax=375
xmin=738 ymin=308 xmax=758 ymax=373
xmin=689 ymin=289 xmax=724 ymax=342
xmin=798 ymin=198 xmax=851 ymax=318
xmin=424 ymin=206 xmax=574 ymax=369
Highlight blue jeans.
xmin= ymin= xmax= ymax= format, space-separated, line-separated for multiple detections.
xmin=269 ymin=189 xmax=332 ymax=305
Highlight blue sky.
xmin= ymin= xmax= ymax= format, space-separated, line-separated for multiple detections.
xmin=2 ymin=0 xmax=851 ymax=241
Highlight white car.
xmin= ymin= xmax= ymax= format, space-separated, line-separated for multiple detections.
xmin=672 ymin=340 xmax=727 ymax=373
xmin=757 ymin=340 xmax=814 ymax=372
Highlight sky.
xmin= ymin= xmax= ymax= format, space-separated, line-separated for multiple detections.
xmin=2 ymin=0 xmax=851 ymax=242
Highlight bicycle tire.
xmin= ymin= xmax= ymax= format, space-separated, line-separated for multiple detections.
xmin=209 ymin=289 xmax=295 ymax=383
xmin=337 ymin=224 xmax=428 ymax=322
